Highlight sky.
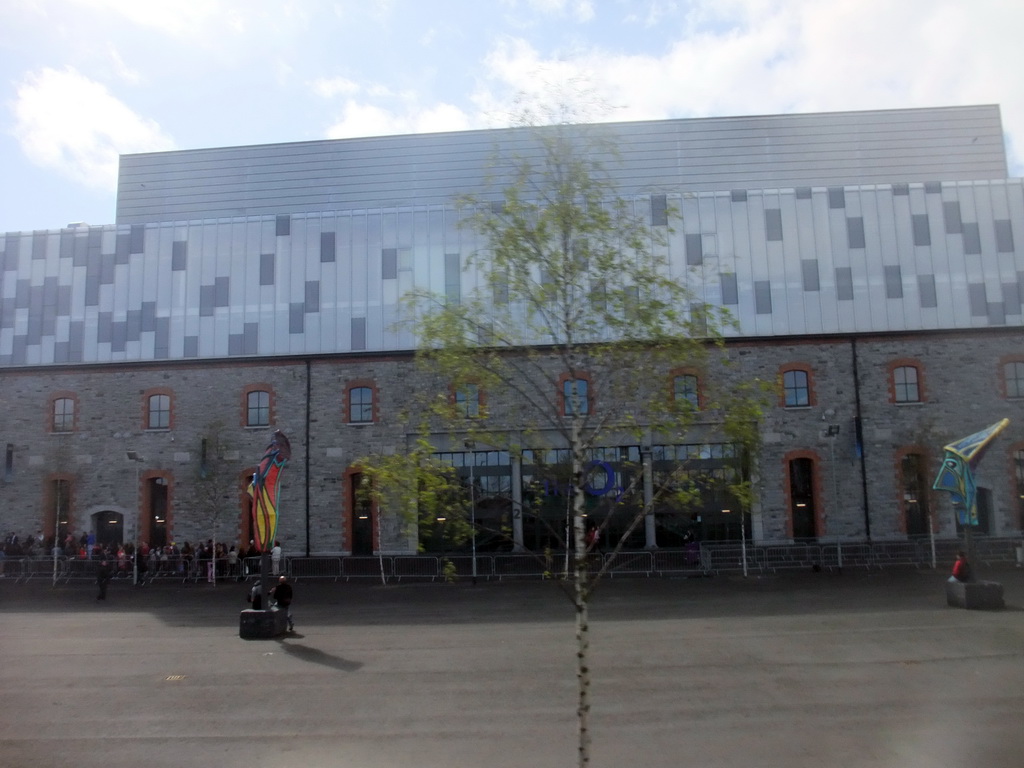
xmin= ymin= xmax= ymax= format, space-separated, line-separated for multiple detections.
xmin=1 ymin=0 xmax=1023 ymax=233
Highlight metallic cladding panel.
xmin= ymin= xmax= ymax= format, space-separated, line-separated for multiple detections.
xmin=116 ymin=106 xmax=1008 ymax=226
xmin=2 ymin=178 xmax=1023 ymax=368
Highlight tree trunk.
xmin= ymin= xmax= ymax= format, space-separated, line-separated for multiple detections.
xmin=574 ymin=548 xmax=591 ymax=767
xmin=572 ymin=433 xmax=591 ymax=767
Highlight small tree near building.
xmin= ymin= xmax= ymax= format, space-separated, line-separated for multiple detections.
xmin=360 ymin=113 xmax=767 ymax=767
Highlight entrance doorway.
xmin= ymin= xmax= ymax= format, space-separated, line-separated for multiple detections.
xmin=901 ymin=453 xmax=932 ymax=536
xmin=93 ymin=511 xmax=124 ymax=547
xmin=789 ymin=457 xmax=817 ymax=540
xmin=350 ymin=472 xmax=373 ymax=555
xmin=148 ymin=477 xmax=169 ymax=548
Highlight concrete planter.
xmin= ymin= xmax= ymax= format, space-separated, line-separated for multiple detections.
xmin=946 ymin=579 xmax=1005 ymax=610
xmin=239 ymin=607 xmax=288 ymax=639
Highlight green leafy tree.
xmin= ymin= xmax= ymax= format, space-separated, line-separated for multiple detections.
xmin=360 ymin=115 xmax=767 ymax=767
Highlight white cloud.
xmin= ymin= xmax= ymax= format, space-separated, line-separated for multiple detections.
xmin=60 ymin=0 xmax=237 ymax=38
xmin=11 ymin=67 xmax=176 ymax=190
xmin=513 ymin=0 xmax=595 ymax=22
xmin=472 ymin=0 xmax=1024 ymax=172
xmin=311 ymin=76 xmax=362 ymax=99
xmin=325 ymin=99 xmax=472 ymax=139
xmin=104 ymin=44 xmax=142 ymax=85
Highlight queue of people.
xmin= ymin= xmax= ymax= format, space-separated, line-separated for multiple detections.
xmin=3 ymin=530 xmax=279 ymax=584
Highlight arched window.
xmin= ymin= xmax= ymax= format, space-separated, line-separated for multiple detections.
xmin=559 ymin=374 xmax=593 ymax=416
xmin=673 ymin=373 xmax=700 ymax=409
xmin=780 ymin=366 xmax=813 ymax=408
xmin=454 ymin=383 xmax=482 ymax=418
xmin=50 ymin=394 xmax=77 ymax=433
xmin=147 ymin=393 xmax=171 ymax=430
xmin=345 ymin=381 xmax=378 ymax=424
xmin=893 ymin=365 xmax=920 ymax=403
xmin=247 ymin=389 xmax=271 ymax=427
xmin=888 ymin=359 xmax=926 ymax=404
xmin=1005 ymin=360 xmax=1024 ymax=399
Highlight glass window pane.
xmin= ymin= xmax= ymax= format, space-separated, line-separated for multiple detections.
xmin=674 ymin=375 xmax=699 ymax=408
xmin=456 ymin=384 xmax=479 ymax=418
xmin=349 ymin=387 xmax=373 ymax=423
xmin=1007 ymin=362 xmax=1024 ymax=399
xmin=563 ymin=379 xmax=589 ymax=415
xmin=783 ymin=370 xmax=809 ymax=407
xmin=53 ymin=398 xmax=74 ymax=432
xmin=894 ymin=366 xmax=919 ymax=403
xmin=247 ymin=390 xmax=270 ymax=426
xmin=148 ymin=394 xmax=170 ymax=429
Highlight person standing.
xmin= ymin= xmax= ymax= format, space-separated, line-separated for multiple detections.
xmin=227 ymin=545 xmax=239 ymax=580
xmin=271 ymin=540 xmax=282 ymax=576
xmin=247 ymin=581 xmax=262 ymax=610
xmin=270 ymin=575 xmax=294 ymax=632
xmin=96 ymin=560 xmax=112 ymax=600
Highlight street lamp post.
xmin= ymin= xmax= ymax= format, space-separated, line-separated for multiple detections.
xmin=126 ymin=452 xmax=145 ymax=585
xmin=465 ymin=440 xmax=477 ymax=585
xmin=825 ymin=424 xmax=842 ymax=570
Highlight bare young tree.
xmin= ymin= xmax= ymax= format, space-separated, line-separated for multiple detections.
xmin=360 ymin=111 xmax=767 ymax=767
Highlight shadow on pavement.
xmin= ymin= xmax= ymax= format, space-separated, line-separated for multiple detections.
xmin=274 ymin=637 xmax=364 ymax=672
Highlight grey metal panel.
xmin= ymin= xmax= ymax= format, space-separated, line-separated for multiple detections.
xmin=801 ymin=260 xmax=819 ymax=291
xmin=4 ymin=177 xmax=1024 ymax=368
xmin=847 ymin=217 xmax=865 ymax=249
xmin=116 ymin=106 xmax=1007 ymax=225
xmin=918 ymin=275 xmax=938 ymax=308
xmin=963 ymin=222 xmax=982 ymax=255
xmin=764 ymin=209 xmax=783 ymax=241
xmin=969 ymin=283 xmax=988 ymax=316
xmin=884 ymin=266 xmax=904 ymax=299
xmin=995 ymin=220 xmax=1014 ymax=252
xmin=754 ymin=281 xmax=772 ymax=314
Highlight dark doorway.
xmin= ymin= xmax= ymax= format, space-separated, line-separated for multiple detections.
xmin=976 ymin=488 xmax=993 ymax=534
xmin=789 ymin=457 xmax=817 ymax=540
xmin=94 ymin=511 xmax=124 ymax=546
xmin=350 ymin=472 xmax=373 ymax=555
xmin=956 ymin=487 xmax=993 ymax=536
xmin=148 ymin=478 xmax=168 ymax=548
xmin=240 ymin=473 xmax=255 ymax=549
xmin=901 ymin=453 xmax=931 ymax=536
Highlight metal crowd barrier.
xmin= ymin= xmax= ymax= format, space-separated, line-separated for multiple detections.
xmin=4 ymin=536 xmax=1023 ymax=585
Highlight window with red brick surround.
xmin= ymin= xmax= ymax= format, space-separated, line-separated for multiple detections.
xmin=344 ymin=380 xmax=379 ymax=424
xmin=47 ymin=390 xmax=79 ymax=433
xmin=779 ymin=363 xmax=815 ymax=408
xmin=142 ymin=387 xmax=175 ymax=430
xmin=887 ymin=359 xmax=926 ymax=404
xmin=449 ymin=381 xmax=487 ymax=418
xmin=999 ymin=355 xmax=1024 ymax=399
xmin=241 ymin=383 xmax=275 ymax=428
xmin=557 ymin=371 xmax=594 ymax=416
xmin=669 ymin=368 xmax=702 ymax=410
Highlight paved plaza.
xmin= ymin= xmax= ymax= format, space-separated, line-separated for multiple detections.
xmin=2 ymin=566 xmax=1023 ymax=768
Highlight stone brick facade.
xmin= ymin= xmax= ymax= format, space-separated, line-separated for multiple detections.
xmin=2 ymin=328 xmax=1021 ymax=554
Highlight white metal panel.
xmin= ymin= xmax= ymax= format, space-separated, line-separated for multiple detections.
xmin=793 ymin=189 xmax=825 ymax=334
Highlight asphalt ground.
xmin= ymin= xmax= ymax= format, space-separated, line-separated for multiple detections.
xmin=2 ymin=566 xmax=1023 ymax=768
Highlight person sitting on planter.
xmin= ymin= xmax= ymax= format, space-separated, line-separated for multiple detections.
xmin=951 ymin=551 xmax=972 ymax=583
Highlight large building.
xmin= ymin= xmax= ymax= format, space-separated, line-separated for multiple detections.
xmin=1 ymin=105 xmax=1022 ymax=561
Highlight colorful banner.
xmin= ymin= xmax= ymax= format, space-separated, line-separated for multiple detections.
xmin=932 ymin=419 xmax=1009 ymax=526
xmin=248 ymin=430 xmax=291 ymax=552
